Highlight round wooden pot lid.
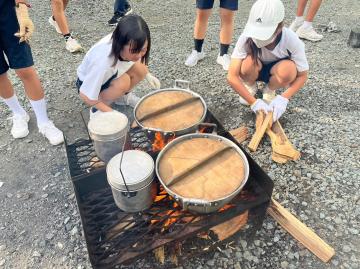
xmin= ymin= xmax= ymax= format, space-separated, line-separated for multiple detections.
xmin=135 ymin=90 xmax=205 ymax=132
xmin=158 ymin=137 xmax=245 ymax=201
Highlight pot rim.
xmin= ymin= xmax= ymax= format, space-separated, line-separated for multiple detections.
xmin=155 ymin=133 xmax=250 ymax=204
xmin=133 ymin=88 xmax=207 ymax=134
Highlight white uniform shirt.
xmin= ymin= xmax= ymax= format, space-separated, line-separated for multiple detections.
xmin=232 ymin=28 xmax=309 ymax=72
xmin=77 ymin=34 xmax=135 ymax=100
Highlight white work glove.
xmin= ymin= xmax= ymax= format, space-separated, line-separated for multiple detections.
xmin=250 ymin=99 xmax=271 ymax=114
xmin=14 ymin=3 xmax=34 ymax=42
xmin=145 ymin=73 xmax=161 ymax=89
xmin=269 ymin=95 xmax=289 ymax=122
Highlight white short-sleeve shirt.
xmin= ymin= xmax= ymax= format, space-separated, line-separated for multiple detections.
xmin=231 ymin=28 xmax=309 ymax=72
xmin=77 ymin=34 xmax=135 ymax=100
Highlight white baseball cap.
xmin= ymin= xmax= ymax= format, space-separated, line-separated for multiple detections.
xmin=243 ymin=0 xmax=285 ymax=40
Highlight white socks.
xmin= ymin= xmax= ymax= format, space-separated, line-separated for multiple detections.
xmin=302 ymin=21 xmax=313 ymax=29
xmin=3 ymin=95 xmax=27 ymax=116
xmin=29 ymin=98 xmax=50 ymax=126
xmin=295 ymin=16 xmax=304 ymax=23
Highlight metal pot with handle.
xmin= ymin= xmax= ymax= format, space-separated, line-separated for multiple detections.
xmin=133 ymin=80 xmax=208 ymax=136
xmin=155 ymin=132 xmax=250 ymax=214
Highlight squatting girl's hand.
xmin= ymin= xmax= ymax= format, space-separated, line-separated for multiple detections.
xmin=269 ymin=95 xmax=289 ymax=122
xmin=251 ymin=99 xmax=271 ymax=114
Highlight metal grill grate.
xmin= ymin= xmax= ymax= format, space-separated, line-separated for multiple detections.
xmin=65 ymin=110 xmax=274 ymax=268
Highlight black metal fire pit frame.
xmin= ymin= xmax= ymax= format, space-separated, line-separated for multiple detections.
xmin=64 ymin=110 xmax=274 ymax=268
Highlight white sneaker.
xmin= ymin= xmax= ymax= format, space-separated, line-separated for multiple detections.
xmin=124 ymin=92 xmax=140 ymax=107
xmin=65 ymin=37 xmax=83 ymax=53
xmin=10 ymin=113 xmax=30 ymax=139
xmin=38 ymin=121 xmax=64 ymax=145
xmin=296 ymin=26 xmax=323 ymax=42
xmin=289 ymin=19 xmax=304 ymax=32
xmin=48 ymin=16 xmax=62 ymax=34
xmin=239 ymin=83 xmax=257 ymax=105
xmin=185 ymin=50 xmax=205 ymax=67
xmin=262 ymin=86 xmax=276 ymax=104
xmin=216 ymin=54 xmax=231 ymax=71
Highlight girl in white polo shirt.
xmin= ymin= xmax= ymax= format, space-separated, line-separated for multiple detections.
xmin=76 ymin=14 xmax=160 ymax=117
xmin=227 ymin=0 xmax=309 ymax=122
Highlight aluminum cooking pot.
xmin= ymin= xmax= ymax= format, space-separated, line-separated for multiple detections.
xmin=155 ymin=133 xmax=250 ymax=214
xmin=133 ymin=80 xmax=207 ymax=136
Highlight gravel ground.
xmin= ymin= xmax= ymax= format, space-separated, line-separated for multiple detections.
xmin=0 ymin=0 xmax=359 ymax=268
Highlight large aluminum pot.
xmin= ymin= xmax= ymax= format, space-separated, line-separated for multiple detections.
xmin=155 ymin=133 xmax=249 ymax=214
xmin=88 ymin=111 xmax=130 ymax=163
xmin=106 ymin=150 xmax=156 ymax=212
xmin=133 ymin=80 xmax=207 ymax=136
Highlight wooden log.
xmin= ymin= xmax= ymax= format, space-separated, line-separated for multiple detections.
xmin=229 ymin=126 xmax=249 ymax=143
xmin=248 ymin=111 xmax=272 ymax=152
xmin=210 ymin=210 xmax=248 ymax=241
xmin=267 ymin=199 xmax=335 ymax=263
xmin=348 ymin=28 xmax=360 ymax=48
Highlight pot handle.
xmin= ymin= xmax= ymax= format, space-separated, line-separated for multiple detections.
xmin=174 ymin=79 xmax=190 ymax=89
xmin=196 ymin=122 xmax=218 ymax=135
xmin=182 ymin=198 xmax=212 ymax=211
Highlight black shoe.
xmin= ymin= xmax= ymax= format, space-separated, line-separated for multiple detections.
xmin=108 ymin=12 xmax=124 ymax=26
xmin=123 ymin=2 xmax=133 ymax=16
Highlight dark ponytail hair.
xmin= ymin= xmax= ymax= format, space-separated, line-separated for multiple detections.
xmin=245 ymin=38 xmax=261 ymax=66
xmin=110 ymin=14 xmax=151 ymax=66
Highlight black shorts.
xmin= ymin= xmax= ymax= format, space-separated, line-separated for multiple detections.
xmin=0 ymin=0 xmax=34 ymax=75
xmin=196 ymin=0 xmax=238 ymax=11
xmin=76 ymin=72 xmax=118 ymax=93
xmin=257 ymin=58 xmax=289 ymax=84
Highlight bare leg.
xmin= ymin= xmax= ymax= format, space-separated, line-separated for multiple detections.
xmin=219 ymin=8 xmax=235 ymax=45
xmin=239 ymin=55 xmax=262 ymax=85
xmin=194 ymin=9 xmax=212 ymax=39
xmin=268 ymin=60 xmax=297 ymax=91
xmin=305 ymin=0 xmax=322 ymax=22
xmin=99 ymin=62 xmax=147 ymax=103
xmin=0 ymin=73 xmax=15 ymax=99
xmin=296 ymin=0 xmax=308 ymax=17
xmin=51 ymin=0 xmax=70 ymax=34
xmin=15 ymin=67 xmax=45 ymax=101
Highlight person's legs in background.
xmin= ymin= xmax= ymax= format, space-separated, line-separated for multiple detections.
xmin=217 ymin=5 xmax=236 ymax=70
xmin=185 ymin=0 xmax=213 ymax=67
xmin=289 ymin=0 xmax=323 ymax=42
xmin=49 ymin=0 xmax=83 ymax=52
xmin=108 ymin=0 xmax=133 ymax=26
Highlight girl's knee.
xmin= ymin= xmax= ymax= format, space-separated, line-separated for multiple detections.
xmin=240 ymin=56 xmax=261 ymax=80
xmin=15 ymin=67 xmax=37 ymax=81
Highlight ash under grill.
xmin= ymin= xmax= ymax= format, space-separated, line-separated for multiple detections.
xmin=65 ymin=111 xmax=274 ymax=268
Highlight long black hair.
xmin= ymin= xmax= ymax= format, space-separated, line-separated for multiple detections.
xmin=245 ymin=22 xmax=284 ymax=66
xmin=110 ymin=14 xmax=151 ymax=66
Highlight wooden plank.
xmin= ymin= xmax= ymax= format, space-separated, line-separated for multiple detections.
xmin=267 ymin=199 xmax=335 ymax=263
xmin=248 ymin=112 xmax=272 ymax=152
xmin=229 ymin=126 xmax=249 ymax=143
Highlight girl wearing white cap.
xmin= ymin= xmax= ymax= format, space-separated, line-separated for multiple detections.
xmin=227 ymin=0 xmax=309 ymax=122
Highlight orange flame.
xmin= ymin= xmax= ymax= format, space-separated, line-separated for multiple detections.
xmin=152 ymin=132 xmax=165 ymax=152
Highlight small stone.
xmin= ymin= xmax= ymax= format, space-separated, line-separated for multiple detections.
xmin=46 ymin=233 xmax=54 ymax=240
xmin=6 ymin=193 xmax=13 ymax=198
xmin=319 ymin=213 xmax=325 ymax=219
xmin=301 ymin=201 xmax=308 ymax=206
xmin=334 ymin=217 xmax=342 ymax=224
xmin=70 ymin=226 xmax=78 ymax=236
xmin=57 ymin=242 xmax=64 ymax=250
xmin=19 ymin=230 xmax=26 ymax=236
xmin=64 ymin=217 xmax=70 ymax=224
xmin=0 ymin=182 xmax=3 ymax=188
xmin=343 ymin=245 xmax=351 ymax=253
xmin=25 ymin=139 xmax=32 ymax=143
xmin=349 ymin=228 xmax=359 ymax=235
xmin=54 ymin=172 xmax=61 ymax=177
xmin=0 ymin=259 xmax=5 ymax=266
xmin=32 ymin=251 xmax=41 ymax=257
xmin=240 ymin=239 xmax=247 ymax=249
xmin=206 ymin=259 xmax=215 ymax=266
xmin=293 ymin=170 xmax=301 ymax=178
xmin=41 ymin=194 xmax=48 ymax=199
xmin=281 ymin=261 xmax=289 ymax=269
xmin=234 ymin=262 xmax=241 ymax=269
xmin=0 ymin=245 xmax=6 ymax=251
